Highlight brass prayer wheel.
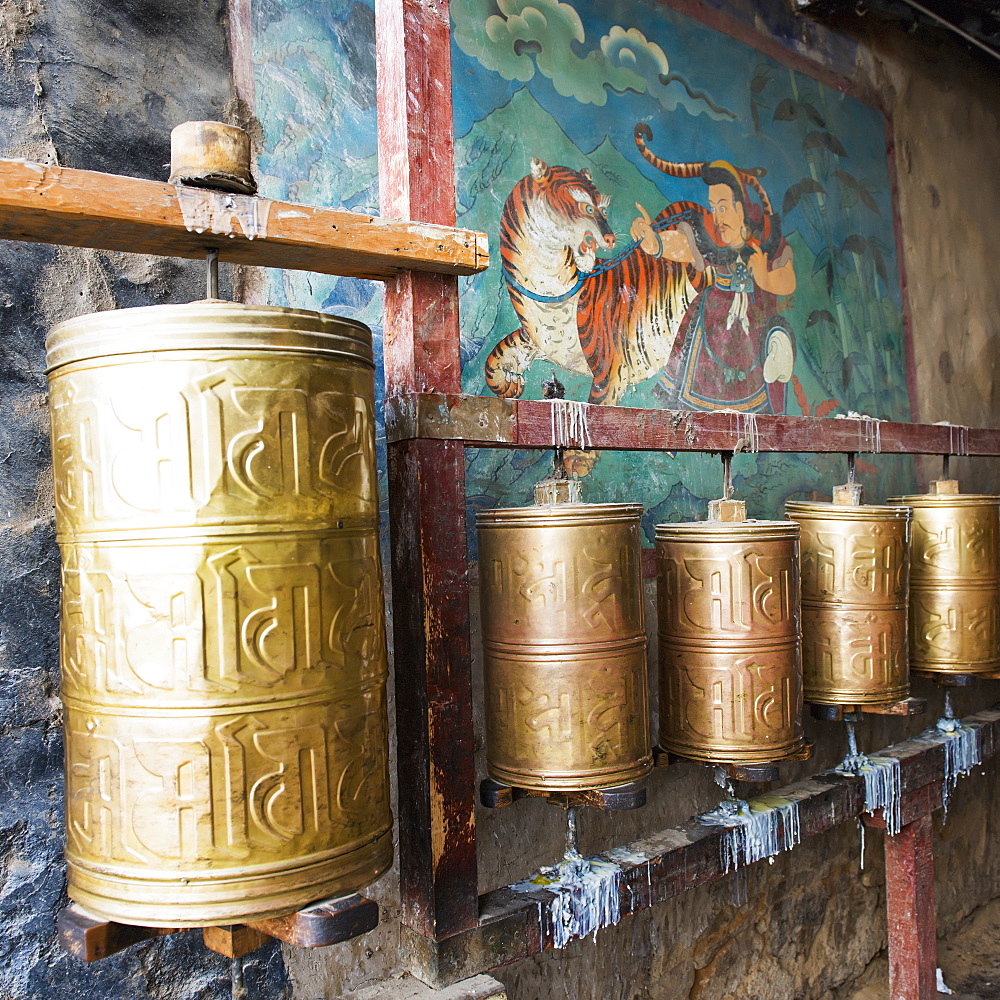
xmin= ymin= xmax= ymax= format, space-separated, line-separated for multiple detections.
xmin=786 ymin=499 xmax=911 ymax=705
xmin=656 ymin=503 xmax=805 ymax=765
xmin=888 ymin=481 xmax=1000 ymax=675
xmin=477 ymin=502 xmax=651 ymax=790
xmin=47 ymin=301 xmax=392 ymax=926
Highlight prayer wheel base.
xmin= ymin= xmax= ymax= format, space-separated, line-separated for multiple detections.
xmin=58 ymin=893 xmax=379 ymax=963
xmin=808 ymin=697 xmax=927 ymax=722
xmin=479 ymin=776 xmax=647 ymax=811
xmin=910 ymin=669 xmax=1000 ymax=687
xmin=654 ymin=739 xmax=813 ymax=782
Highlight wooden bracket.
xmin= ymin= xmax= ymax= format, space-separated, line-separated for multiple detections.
xmin=57 ymin=905 xmax=179 ymax=962
xmin=58 ymin=894 xmax=379 ymax=962
xmin=809 ymin=697 xmax=927 ymax=721
xmin=479 ymin=777 xmax=647 ymax=811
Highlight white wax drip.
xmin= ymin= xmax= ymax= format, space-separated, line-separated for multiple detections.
xmin=550 ymin=399 xmax=591 ymax=450
xmin=839 ymin=754 xmax=902 ymax=837
xmin=699 ymin=796 xmax=802 ymax=872
xmin=837 ymin=410 xmax=882 ymax=453
xmin=175 ymin=186 xmax=271 ymax=240
xmin=935 ymin=718 xmax=981 ymax=818
xmin=512 ymin=855 xmax=623 ymax=948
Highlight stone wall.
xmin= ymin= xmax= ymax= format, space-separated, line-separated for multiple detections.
xmin=0 ymin=1 xmax=998 ymax=999
xmin=0 ymin=2 xmax=291 ymax=996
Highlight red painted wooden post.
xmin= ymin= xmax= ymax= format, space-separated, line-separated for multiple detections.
xmin=884 ymin=812 xmax=938 ymax=1000
xmin=375 ymin=0 xmax=480 ymax=939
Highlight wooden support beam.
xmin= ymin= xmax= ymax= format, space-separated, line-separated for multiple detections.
xmin=885 ymin=813 xmax=939 ymax=999
xmin=57 ymin=905 xmax=179 ymax=962
xmin=245 ymin=894 xmax=379 ymax=948
xmin=402 ymin=708 xmax=1000 ymax=988
xmin=385 ymin=392 xmax=1000 ymax=456
xmin=0 ymin=159 xmax=488 ymax=280
xmin=377 ymin=0 xmax=480 ymax=942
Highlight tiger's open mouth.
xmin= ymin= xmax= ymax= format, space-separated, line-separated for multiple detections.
xmin=579 ymin=233 xmax=599 ymax=255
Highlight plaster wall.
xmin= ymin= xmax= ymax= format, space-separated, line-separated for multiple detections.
xmin=0 ymin=2 xmax=997 ymax=1000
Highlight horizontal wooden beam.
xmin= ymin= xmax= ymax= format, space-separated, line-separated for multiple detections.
xmin=385 ymin=392 xmax=1000 ymax=456
xmin=0 ymin=159 xmax=489 ymax=279
xmin=402 ymin=706 xmax=1000 ymax=988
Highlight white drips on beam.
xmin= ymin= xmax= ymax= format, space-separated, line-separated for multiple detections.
xmin=836 ymin=410 xmax=882 ymax=453
xmin=699 ymin=796 xmax=802 ymax=872
xmin=838 ymin=754 xmax=902 ymax=836
xmin=717 ymin=408 xmax=760 ymax=453
xmin=175 ymin=186 xmax=271 ymax=240
xmin=934 ymin=421 xmax=971 ymax=456
xmin=550 ymin=399 xmax=591 ymax=450
xmin=935 ymin=717 xmax=982 ymax=818
xmin=511 ymin=855 xmax=623 ymax=948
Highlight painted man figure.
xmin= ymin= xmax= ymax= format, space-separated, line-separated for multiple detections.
xmin=631 ymin=159 xmax=796 ymax=413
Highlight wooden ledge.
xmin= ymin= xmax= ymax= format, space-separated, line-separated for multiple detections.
xmin=385 ymin=392 xmax=1000 ymax=455
xmin=402 ymin=706 xmax=1000 ymax=988
xmin=0 ymin=159 xmax=488 ymax=279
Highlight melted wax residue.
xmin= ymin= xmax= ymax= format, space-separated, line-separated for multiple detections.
xmin=512 ymin=856 xmax=622 ymax=948
xmin=699 ymin=795 xmax=801 ymax=872
xmin=838 ymin=754 xmax=901 ymax=836
xmin=550 ymin=399 xmax=591 ymax=450
xmin=935 ymin=718 xmax=981 ymax=817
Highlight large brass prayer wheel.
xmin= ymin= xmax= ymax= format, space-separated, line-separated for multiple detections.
xmin=477 ymin=503 xmax=651 ymax=790
xmin=656 ymin=513 xmax=805 ymax=764
xmin=47 ymin=301 xmax=392 ymax=926
xmin=888 ymin=483 xmax=1000 ymax=675
xmin=786 ymin=500 xmax=911 ymax=705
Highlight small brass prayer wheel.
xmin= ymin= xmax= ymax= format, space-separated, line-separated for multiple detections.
xmin=656 ymin=500 xmax=805 ymax=765
xmin=786 ymin=495 xmax=911 ymax=705
xmin=888 ymin=481 xmax=1000 ymax=675
xmin=47 ymin=301 xmax=392 ymax=926
xmin=477 ymin=502 xmax=651 ymax=790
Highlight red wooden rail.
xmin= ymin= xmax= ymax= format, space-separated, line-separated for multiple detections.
xmin=386 ymin=392 xmax=1000 ymax=455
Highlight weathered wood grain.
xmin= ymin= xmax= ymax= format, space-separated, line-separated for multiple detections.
xmin=385 ymin=391 xmax=1000 ymax=455
xmin=0 ymin=159 xmax=488 ymax=279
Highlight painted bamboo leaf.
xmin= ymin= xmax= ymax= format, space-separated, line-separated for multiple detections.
xmin=773 ymin=98 xmax=798 ymax=121
xmin=803 ymin=131 xmax=848 ymax=156
xmin=801 ymin=102 xmax=827 ymax=127
xmin=783 ymin=177 xmax=826 ymax=215
xmin=842 ymin=234 xmax=869 ymax=255
xmin=806 ymin=309 xmax=836 ymax=328
xmin=834 ymin=170 xmax=880 ymax=214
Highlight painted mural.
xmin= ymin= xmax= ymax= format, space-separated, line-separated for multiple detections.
xmin=453 ymin=0 xmax=916 ymax=534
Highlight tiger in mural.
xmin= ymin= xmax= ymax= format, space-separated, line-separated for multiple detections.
xmin=484 ymin=126 xmax=788 ymax=409
xmin=483 ymin=153 xmax=708 ymax=406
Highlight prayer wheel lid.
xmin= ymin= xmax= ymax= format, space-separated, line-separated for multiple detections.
xmin=887 ymin=492 xmax=1000 ymax=507
xmin=477 ymin=502 xmax=643 ymax=527
xmin=45 ymin=300 xmax=373 ymax=373
xmin=654 ymin=517 xmax=798 ymax=541
xmin=786 ymin=500 xmax=912 ymax=520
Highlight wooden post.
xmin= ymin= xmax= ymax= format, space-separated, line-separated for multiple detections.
xmin=376 ymin=0 xmax=479 ymax=940
xmin=884 ymin=812 xmax=938 ymax=1000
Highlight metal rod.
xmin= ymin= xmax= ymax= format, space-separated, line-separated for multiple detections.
xmin=206 ymin=248 xmax=219 ymax=299
xmin=565 ymin=806 xmax=581 ymax=860
xmin=722 ymin=451 xmax=733 ymax=500
xmin=900 ymin=0 xmax=1000 ymax=64
xmin=942 ymin=453 xmax=951 ymax=479
xmin=847 ymin=451 xmax=856 ymax=484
